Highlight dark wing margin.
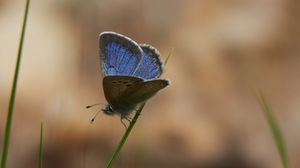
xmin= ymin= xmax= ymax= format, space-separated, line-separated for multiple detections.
xmin=99 ymin=32 xmax=143 ymax=76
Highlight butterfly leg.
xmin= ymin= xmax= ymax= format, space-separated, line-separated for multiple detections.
xmin=131 ymin=108 xmax=141 ymax=118
xmin=125 ymin=115 xmax=133 ymax=121
xmin=120 ymin=115 xmax=132 ymax=129
xmin=120 ymin=118 xmax=128 ymax=129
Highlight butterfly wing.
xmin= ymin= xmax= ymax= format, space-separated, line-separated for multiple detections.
xmin=99 ymin=32 xmax=143 ymax=76
xmin=120 ymin=79 xmax=170 ymax=106
xmin=133 ymin=44 xmax=164 ymax=79
xmin=103 ymin=75 xmax=144 ymax=108
xmin=100 ymin=32 xmax=170 ymax=117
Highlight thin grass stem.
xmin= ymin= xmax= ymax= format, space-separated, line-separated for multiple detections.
xmin=38 ymin=123 xmax=44 ymax=168
xmin=105 ymin=103 xmax=145 ymax=168
xmin=164 ymin=47 xmax=174 ymax=66
xmin=257 ymin=91 xmax=291 ymax=168
xmin=0 ymin=0 xmax=30 ymax=167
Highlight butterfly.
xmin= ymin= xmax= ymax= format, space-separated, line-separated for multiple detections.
xmin=98 ymin=31 xmax=170 ymax=124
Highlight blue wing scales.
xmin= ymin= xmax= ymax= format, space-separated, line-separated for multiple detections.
xmin=133 ymin=44 xmax=163 ymax=79
xmin=99 ymin=32 xmax=143 ymax=76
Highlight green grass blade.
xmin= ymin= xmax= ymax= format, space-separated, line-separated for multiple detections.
xmin=105 ymin=103 xmax=145 ymax=168
xmin=0 ymin=0 xmax=31 ymax=167
xmin=164 ymin=47 xmax=174 ymax=66
xmin=257 ymin=91 xmax=291 ymax=168
xmin=38 ymin=123 xmax=44 ymax=168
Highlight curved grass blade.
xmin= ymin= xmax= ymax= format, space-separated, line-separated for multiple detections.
xmin=0 ymin=0 xmax=31 ymax=167
xmin=164 ymin=47 xmax=174 ymax=66
xmin=38 ymin=123 xmax=44 ymax=168
xmin=257 ymin=91 xmax=291 ymax=168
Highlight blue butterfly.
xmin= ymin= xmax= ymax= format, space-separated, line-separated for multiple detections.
xmin=99 ymin=31 xmax=170 ymax=122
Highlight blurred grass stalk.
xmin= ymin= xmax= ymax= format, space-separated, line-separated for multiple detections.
xmin=38 ymin=123 xmax=44 ymax=168
xmin=105 ymin=48 xmax=173 ymax=168
xmin=164 ymin=47 xmax=174 ymax=66
xmin=0 ymin=0 xmax=30 ymax=167
xmin=257 ymin=91 xmax=291 ymax=168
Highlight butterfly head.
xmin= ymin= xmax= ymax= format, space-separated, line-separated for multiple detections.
xmin=102 ymin=104 xmax=114 ymax=115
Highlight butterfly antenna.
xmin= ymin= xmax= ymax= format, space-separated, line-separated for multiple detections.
xmin=90 ymin=110 xmax=101 ymax=124
xmin=86 ymin=103 xmax=102 ymax=109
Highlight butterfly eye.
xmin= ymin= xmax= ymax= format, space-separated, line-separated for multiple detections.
xmin=102 ymin=105 xmax=114 ymax=115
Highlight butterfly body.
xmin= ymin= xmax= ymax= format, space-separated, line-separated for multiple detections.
xmin=99 ymin=32 xmax=170 ymax=119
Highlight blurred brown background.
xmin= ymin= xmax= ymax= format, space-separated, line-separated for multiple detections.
xmin=1 ymin=0 xmax=300 ymax=167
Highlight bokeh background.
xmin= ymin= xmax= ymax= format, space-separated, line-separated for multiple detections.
xmin=1 ymin=0 xmax=300 ymax=167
